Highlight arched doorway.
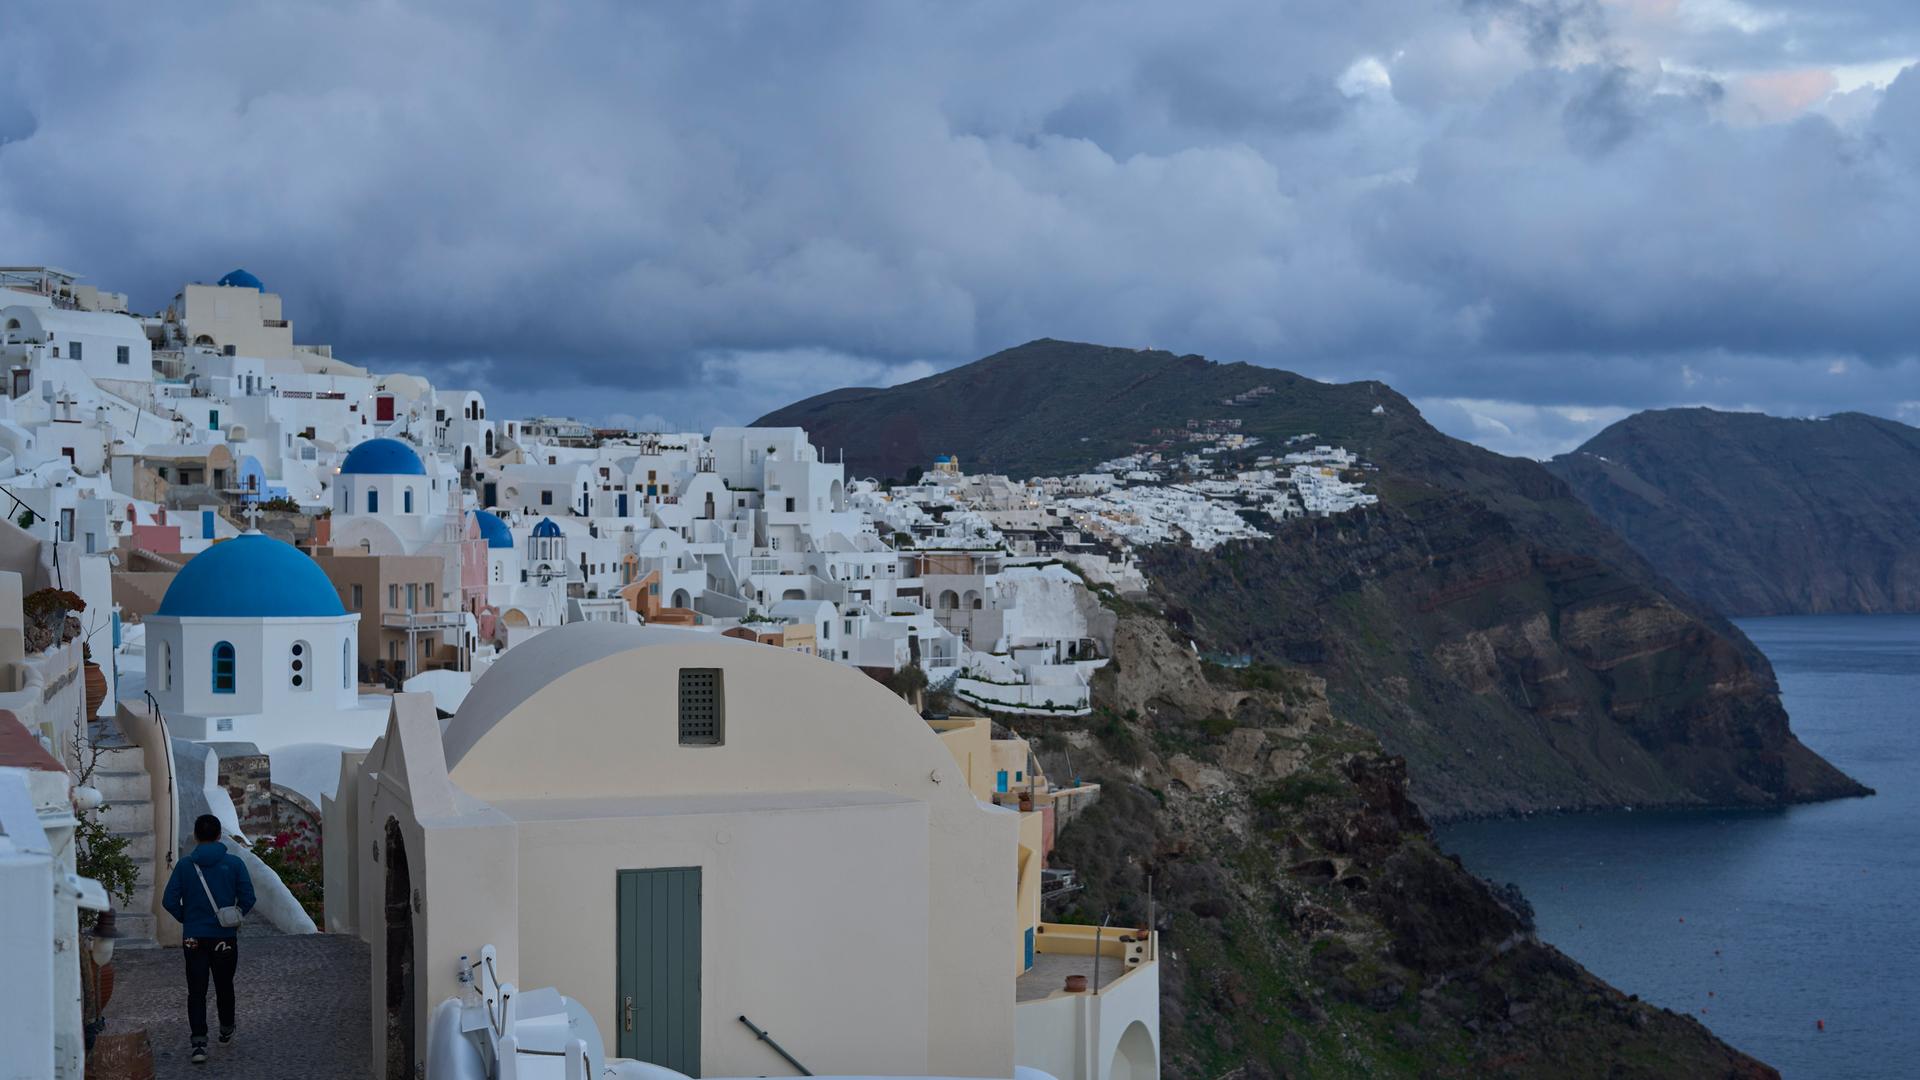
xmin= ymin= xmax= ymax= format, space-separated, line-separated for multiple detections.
xmin=1109 ymin=1021 xmax=1157 ymax=1080
xmin=384 ymin=819 xmax=417 ymax=1080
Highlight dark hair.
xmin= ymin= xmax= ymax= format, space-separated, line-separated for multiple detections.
xmin=194 ymin=814 xmax=223 ymax=843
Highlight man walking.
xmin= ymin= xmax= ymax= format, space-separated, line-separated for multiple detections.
xmin=161 ymin=815 xmax=256 ymax=1065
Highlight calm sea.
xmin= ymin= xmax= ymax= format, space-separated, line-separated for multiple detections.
xmin=1440 ymin=615 xmax=1920 ymax=1079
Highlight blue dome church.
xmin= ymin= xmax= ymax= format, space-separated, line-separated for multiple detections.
xmin=147 ymin=531 xmax=385 ymax=753
xmin=335 ymin=437 xmax=437 ymax=519
xmin=216 ymin=268 xmax=265 ymax=292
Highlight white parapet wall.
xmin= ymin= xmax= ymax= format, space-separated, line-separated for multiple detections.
xmin=954 ymin=677 xmax=1092 ymax=716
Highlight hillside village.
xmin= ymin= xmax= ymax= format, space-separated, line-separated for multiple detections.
xmin=0 ymin=265 xmax=1376 ymax=1080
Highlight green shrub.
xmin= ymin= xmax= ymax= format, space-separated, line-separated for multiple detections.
xmin=75 ymin=812 xmax=138 ymax=926
xmin=1096 ymin=710 xmax=1143 ymax=765
xmin=1197 ymin=712 xmax=1236 ymax=739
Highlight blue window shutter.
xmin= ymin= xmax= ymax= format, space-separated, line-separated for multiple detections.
xmin=212 ymin=641 xmax=237 ymax=693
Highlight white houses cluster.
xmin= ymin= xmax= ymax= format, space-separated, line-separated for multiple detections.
xmin=0 ymin=263 xmax=1163 ymax=1080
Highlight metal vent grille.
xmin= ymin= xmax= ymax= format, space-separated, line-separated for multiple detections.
xmin=678 ymin=668 xmax=724 ymax=746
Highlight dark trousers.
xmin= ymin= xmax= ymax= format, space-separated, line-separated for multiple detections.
xmin=183 ymin=937 xmax=238 ymax=1041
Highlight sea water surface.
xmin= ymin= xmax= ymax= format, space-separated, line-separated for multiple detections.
xmin=1440 ymin=615 xmax=1920 ymax=1079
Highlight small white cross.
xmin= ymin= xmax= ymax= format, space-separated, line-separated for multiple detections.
xmin=241 ymin=501 xmax=263 ymax=532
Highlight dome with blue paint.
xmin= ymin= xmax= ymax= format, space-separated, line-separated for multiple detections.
xmin=216 ymin=268 xmax=264 ymax=292
xmin=340 ymin=438 xmax=426 ymax=476
xmin=157 ymin=534 xmax=346 ymax=619
xmin=531 ymin=517 xmax=563 ymax=539
xmin=471 ymin=510 xmax=514 ymax=549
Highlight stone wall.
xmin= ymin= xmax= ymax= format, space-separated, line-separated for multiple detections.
xmin=211 ymin=743 xmax=275 ymax=838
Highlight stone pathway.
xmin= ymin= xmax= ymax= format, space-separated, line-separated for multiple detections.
xmin=104 ymin=930 xmax=369 ymax=1078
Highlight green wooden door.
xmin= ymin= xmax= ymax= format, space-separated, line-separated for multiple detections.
xmin=617 ymin=868 xmax=702 ymax=1073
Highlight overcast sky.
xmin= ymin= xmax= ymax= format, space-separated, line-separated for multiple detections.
xmin=4 ymin=1 xmax=1918 ymax=458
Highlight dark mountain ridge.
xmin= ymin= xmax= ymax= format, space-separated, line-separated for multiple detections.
xmin=762 ymin=339 xmax=1866 ymax=820
xmin=1545 ymin=408 xmax=1920 ymax=616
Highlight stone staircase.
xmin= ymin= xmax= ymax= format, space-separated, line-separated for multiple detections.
xmin=88 ymin=728 xmax=164 ymax=948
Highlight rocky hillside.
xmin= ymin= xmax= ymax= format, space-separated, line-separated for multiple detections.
xmin=1546 ymin=409 xmax=1920 ymax=615
xmin=1030 ymin=614 xmax=1777 ymax=1078
xmin=765 ymin=339 xmax=1866 ymax=818
xmin=757 ymin=339 xmax=1397 ymax=480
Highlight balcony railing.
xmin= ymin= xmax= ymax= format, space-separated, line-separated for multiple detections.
xmin=380 ymin=611 xmax=467 ymax=631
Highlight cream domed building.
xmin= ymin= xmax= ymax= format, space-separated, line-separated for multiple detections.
xmin=329 ymin=622 xmax=1160 ymax=1080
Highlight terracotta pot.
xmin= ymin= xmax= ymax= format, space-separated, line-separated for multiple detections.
xmin=84 ymin=1026 xmax=154 ymax=1080
xmin=1064 ymin=974 xmax=1088 ymax=993
xmin=84 ymin=661 xmax=108 ymax=719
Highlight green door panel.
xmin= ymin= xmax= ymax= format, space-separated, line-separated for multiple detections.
xmin=616 ymin=867 xmax=702 ymax=1074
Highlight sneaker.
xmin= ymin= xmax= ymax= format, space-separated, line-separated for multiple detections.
xmin=218 ymin=1028 xmax=234 ymax=1045
xmin=190 ymin=1044 xmax=209 ymax=1065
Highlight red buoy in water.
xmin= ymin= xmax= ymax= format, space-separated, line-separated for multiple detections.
xmin=1817 ymin=1020 xmax=1826 ymax=1032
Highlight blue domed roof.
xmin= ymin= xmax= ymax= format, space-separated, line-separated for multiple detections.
xmin=216 ymin=268 xmax=264 ymax=291
xmin=157 ymin=534 xmax=346 ymax=619
xmin=531 ymin=517 xmax=562 ymax=538
xmin=471 ymin=510 xmax=514 ymax=549
xmin=341 ymin=438 xmax=426 ymax=476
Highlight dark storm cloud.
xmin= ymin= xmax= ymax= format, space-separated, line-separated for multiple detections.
xmin=0 ymin=0 xmax=1916 ymax=455
xmin=1462 ymin=0 xmax=1609 ymax=61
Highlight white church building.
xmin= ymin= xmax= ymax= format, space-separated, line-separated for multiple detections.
xmin=145 ymin=530 xmax=387 ymax=752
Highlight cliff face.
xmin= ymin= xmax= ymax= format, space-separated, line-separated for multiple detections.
xmin=1546 ymin=409 xmax=1920 ymax=616
xmin=1038 ymin=615 xmax=1779 ymax=1078
xmin=1141 ymin=496 xmax=1866 ymax=819
xmin=762 ymin=339 xmax=1866 ymax=818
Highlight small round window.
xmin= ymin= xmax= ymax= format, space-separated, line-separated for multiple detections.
xmin=290 ymin=641 xmax=312 ymax=691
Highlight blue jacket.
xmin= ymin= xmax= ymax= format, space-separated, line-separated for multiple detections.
xmin=162 ymin=842 xmax=257 ymax=939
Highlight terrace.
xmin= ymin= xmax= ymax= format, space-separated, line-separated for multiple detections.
xmin=1015 ymin=922 xmax=1153 ymax=1003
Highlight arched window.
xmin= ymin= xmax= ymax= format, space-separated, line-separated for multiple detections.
xmin=367 ymin=489 xmax=379 ymax=513
xmin=159 ymin=640 xmax=172 ymax=691
xmin=403 ymin=488 xmax=414 ymax=513
xmin=212 ymin=641 xmax=236 ymax=694
xmin=342 ymin=638 xmax=353 ymax=689
xmin=290 ymin=640 xmax=311 ymax=691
